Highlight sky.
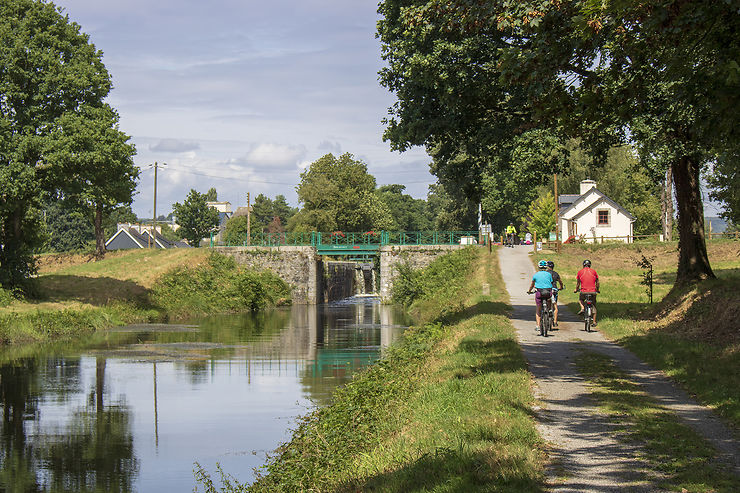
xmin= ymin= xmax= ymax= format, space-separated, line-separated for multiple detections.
xmin=54 ymin=0 xmax=434 ymax=219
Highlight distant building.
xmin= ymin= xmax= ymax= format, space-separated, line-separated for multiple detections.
xmin=105 ymin=226 xmax=190 ymax=250
xmin=204 ymin=201 xmax=233 ymax=245
xmin=559 ymin=180 xmax=636 ymax=243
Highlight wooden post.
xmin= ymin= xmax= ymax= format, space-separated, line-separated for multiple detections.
xmin=554 ymin=172 xmax=560 ymax=253
xmin=533 ymin=231 xmax=537 ymax=253
xmin=246 ymin=192 xmax=251 ymax=246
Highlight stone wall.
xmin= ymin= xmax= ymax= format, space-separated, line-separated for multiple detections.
xmin=217 ymin=246 xmax=322 ymax=304
xmin=378 ymin=245 xmax=467 ymax=302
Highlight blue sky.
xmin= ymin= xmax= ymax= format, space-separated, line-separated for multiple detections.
xmin=55 ymin=0 xmax=434 ymax=218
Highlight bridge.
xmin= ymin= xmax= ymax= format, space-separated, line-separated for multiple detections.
xmin=213 ymin=231 xmax=481 ymax=259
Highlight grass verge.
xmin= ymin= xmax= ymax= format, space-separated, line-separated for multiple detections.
xmin=534 ymin=240 xmax=740 ymax=429
xmin=197 ymin=247 xmax=545 ymax=492
xmin=0 ymin=250 xmax=291 ymax=346
xmin=575 ymin=349 xmax=739 ymax=492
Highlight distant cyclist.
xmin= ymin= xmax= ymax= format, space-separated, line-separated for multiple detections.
xmin=506 ymin=222 xmax=517 ymax=247
xmin=547 ymin=260 xmax=564 ymax=327
xmin=527 ymin=260 xmax=553 ymax=333
xmin=575 ymin=259 xmax=600 ymax=326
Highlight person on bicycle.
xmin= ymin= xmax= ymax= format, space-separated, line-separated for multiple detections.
xmin=547 ymin=260 xmax=564 ymax=327
xmin=527 ymin=260 xmax=553 ymax=333
xmin=506 ymin=222 xmax=517 ymax=246
xmin=575 ymin=259 xmax=600 ymax=326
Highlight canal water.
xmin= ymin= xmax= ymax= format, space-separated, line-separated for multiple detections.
xmin=0 ymin=297 xmax=410 ymax=492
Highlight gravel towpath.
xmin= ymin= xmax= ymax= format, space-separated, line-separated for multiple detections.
xmin=497 ymin=245 xmax=739 ymax=492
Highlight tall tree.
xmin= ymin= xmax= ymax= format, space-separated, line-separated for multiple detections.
xmin=0 ymin=0 xmax=113 ymax=287
xmin=172 ymin=190 xmax=220 ymax=246
xmin=43 ymin=105 xmax=139 ymax=256
xmin=291 ymin=153 xmax=393 ymax=231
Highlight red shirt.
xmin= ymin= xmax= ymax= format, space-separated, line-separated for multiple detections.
xmin=577 ymin=267 xmax=599 ymax=292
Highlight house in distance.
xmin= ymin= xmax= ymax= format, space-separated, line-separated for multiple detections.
xmin=559 ymin=180 xmax=636 ymax=243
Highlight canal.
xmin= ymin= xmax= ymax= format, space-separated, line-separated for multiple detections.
xmin=0 ymin=297 xmax=410 ymax=492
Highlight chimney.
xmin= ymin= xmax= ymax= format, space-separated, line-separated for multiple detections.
xmin=580 ymin=179 xmax=597 ymax=195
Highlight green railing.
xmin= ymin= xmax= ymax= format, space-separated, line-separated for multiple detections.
xmin=212 ymin=231 xmax=482 ymax=248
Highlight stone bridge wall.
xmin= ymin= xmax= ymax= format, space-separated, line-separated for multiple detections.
xmin=217 ymin=246 xmax=322 ymax=304
xmin=378 ymin=245 xmax=467 ymax=302
xmin=218 ymin=244 xmax=468 ymax=304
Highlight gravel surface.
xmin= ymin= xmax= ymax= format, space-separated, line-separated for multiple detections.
xmin=497 ymin=245 xmax=739 ymax=491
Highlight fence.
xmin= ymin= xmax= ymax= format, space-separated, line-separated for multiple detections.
xmin=211 ymin=231 xmax=483 ymax=248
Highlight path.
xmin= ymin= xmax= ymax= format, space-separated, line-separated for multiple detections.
xmin=497 ymin=245 xmax=739 ymax=492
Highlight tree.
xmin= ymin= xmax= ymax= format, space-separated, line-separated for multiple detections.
xmin=223 ymin=215 xmax=249 ymax=245
xmin=706 ymin=153 xmax=740 ymax=226
xmin=426 ymin=184 xmax=477 ymax=230
xmin=291 ymin=153 xmax=394 ymax=231
xmin=377 ymin=0 xmax=738 ymax=284
xmin=43 ymin=104 xmax=139 ymax=256
xmin=524 ymin=192 xmax=556 ymax=240
xmin=377 ymin=184 xmax=431 ymax=230
xmin=1 ymin=0 xmax=115 ymax=287
xmin=204 ymin=188 xmax=218 ymax=202
xmin=172 ymin=190 xmax=220 ymax=246
xmin=43 ymin=199 xmax=94 ymax=252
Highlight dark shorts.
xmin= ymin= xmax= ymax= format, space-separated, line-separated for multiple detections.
xmin=535 ymin=288 xmax=552 ymax=307
xmin=580 ymin=292 xmax=597 ymax=304
xmin=552 ymin=288 xmax=559 ymax=303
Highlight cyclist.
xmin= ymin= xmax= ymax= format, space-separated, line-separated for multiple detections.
xmin=527 ymin=260 xmax=553 ymax=333
xmin=575 ymin=259 xmax=600 ymax=326
xmin=546 ymin=260 xmax=564 ymax=327
xmin=506 ymin=222 xmax=517 ymax=247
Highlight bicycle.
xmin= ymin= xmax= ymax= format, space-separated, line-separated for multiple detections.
xmin=529 ymin=291 xmax=551 ymax=337
xmin=579 ymin=292 xmax=596 ymax=332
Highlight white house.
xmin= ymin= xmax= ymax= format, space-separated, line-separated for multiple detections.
xmin=559 ymin=180 xmax=636 ymax=243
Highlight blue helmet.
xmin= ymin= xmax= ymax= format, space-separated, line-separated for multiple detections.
xmin=538 ymin=260 xmax=548 ymax=269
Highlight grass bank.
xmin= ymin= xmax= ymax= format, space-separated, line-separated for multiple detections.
xmin=0 ymin=249 xmax=290 ymax=346
xmin=534 ymin=239 xmax=740 ymax=428
xmin=198 ymin=247 xmax=544 ymax=492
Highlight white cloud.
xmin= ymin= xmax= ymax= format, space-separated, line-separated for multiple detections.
xmin=150 ymin=139 xmax=200 ymax=153
xmin=244 ymin=143 xmax=307 ymax=168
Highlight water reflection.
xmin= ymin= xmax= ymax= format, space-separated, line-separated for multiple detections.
xmin=0 ymin=298 xmax=409 ymax=491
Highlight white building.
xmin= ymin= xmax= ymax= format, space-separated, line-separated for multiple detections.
xmin=559 ymin=180 xmax=636 ymax=243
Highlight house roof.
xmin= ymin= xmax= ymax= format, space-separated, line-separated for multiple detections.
xmin=106 ymin=227 xmax=191 ymax=249
xmin=105 ymin=227 xmax=148 ymax=249
xmin=560 ymin=188 xmax=635 ymax=221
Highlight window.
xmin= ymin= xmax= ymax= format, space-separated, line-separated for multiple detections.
xmin=597 ymin=209 xmax=610 ymax=226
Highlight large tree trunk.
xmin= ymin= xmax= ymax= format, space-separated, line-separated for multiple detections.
xmin=672 ymin=155 xmax=714 ymax=284
xmin=0 ymin=207 xmax=33 ymax=288
xmin=661 ymin=167 xmax=673 ymax=241
xmin=94 ymin=204 xmax=106 ymax=258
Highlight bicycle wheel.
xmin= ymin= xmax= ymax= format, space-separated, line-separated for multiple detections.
xmin=541 ymin=307 xmax=548 ymax=337
xmin=584 ymin=307 xmax=591 ymax=332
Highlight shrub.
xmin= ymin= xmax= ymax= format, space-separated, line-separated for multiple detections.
xmin=150 ymin=252 xmax=291 ymax=317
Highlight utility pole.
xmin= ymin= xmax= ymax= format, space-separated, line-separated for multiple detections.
xmin=246 ymin=192 xmax=251 ymax=246
xmin=554 ymin=172 xmax=560 ymax=253
xmin=149 ymin=162 xmax=166 ymax=248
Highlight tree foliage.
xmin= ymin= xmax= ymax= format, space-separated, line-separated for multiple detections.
xmin=43 ymin=104 xmax=138 ymax=256
xmin=706 ymin=153 xmax=740 ymax=226
xmin=172 ymin=190 xmax=220 ymax=246
xmin=378 ymin=0 xmax=739 ymax=284
xmin=524 ymin=192 xmax=556 ymax=240
xmin=290 ymin=153 xmax=394 ymax=231
xmin=0 ymin=0 xmax=134 ymax=287
xmin=377 ymin=184 xmax=432 ymax=231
